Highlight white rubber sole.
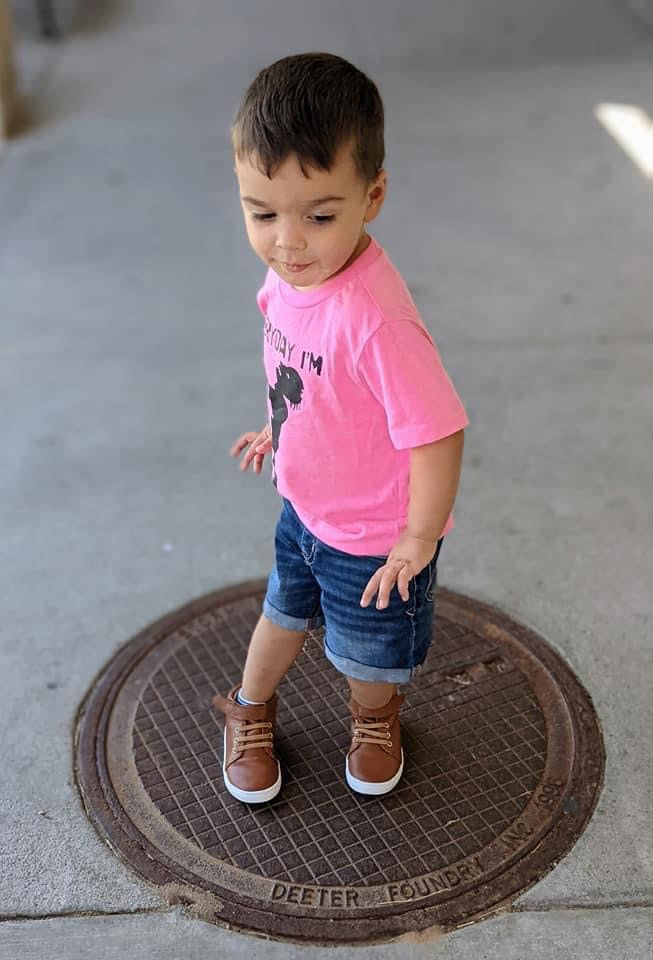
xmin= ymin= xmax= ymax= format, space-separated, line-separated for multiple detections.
xmin=345 ymin=749 xmax=404 ymax=796
xmin=222 ymin=729 xmax=282 ymax=803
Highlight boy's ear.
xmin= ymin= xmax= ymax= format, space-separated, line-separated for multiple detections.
xmin=364 ymin=169 xmax=387 ymax=223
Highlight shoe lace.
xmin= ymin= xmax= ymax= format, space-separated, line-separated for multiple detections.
xmin=352 ymin=717 xmax=391 ymax=746
xmin=233 ymin=720 xmax=273 ymax=750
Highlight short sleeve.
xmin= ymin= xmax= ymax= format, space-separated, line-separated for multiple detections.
xmin=355 ymin=320 xmax=469 ymax=449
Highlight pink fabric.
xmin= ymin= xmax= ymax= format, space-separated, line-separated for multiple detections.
xmin=257 ymin=235 xmax=469 ymax=556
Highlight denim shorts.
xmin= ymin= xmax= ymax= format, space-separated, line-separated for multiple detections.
xmin=262 ymin=498 xmax=443 ymax=684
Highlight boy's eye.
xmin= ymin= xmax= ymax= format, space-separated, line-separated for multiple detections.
xmin=249 ymin=212 xmax=335 ymax=224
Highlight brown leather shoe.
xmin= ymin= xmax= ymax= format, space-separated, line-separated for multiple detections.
xmin=345 ymin=691 xmax=405 ymax=796
xmin=212 ymin=684 xmax=281 ymax=803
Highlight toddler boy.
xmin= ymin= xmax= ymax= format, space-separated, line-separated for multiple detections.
xmin=213 ymin=52 xmax=468 ymax=802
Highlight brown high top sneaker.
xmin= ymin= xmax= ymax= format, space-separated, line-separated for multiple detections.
xmin=212 ymin=684 xmax=281 ymax=803
xmin=346 ymin=691 xmax=405 ymax=796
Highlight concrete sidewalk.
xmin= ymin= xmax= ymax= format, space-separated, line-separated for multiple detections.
xmin=1 ymin=1 xmax=651 ymax=955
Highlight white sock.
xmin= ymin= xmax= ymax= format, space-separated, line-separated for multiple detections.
xmin=236 ymin=689 xmax=265 ymax=706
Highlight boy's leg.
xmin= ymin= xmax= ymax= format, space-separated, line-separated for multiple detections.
xmin=241 ymin=613 xmax=307 ymax=702
xmin=212 ymin=613 xmax=307 ymax=804
xmin=346 ymin=677 xmax=395 ymax=708
xmin=345 ymin=676 xmax=404 ymax=796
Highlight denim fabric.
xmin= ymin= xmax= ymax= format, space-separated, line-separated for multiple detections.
xmin=262 ymin=498 xmax=443 ymax=684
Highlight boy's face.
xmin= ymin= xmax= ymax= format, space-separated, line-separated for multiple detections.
xmin=235 ymin=141 xmax=386 ymax=289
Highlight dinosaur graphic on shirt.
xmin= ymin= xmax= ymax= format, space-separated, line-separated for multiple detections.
xmin=268 ymin=362 xmax=304 ymax=488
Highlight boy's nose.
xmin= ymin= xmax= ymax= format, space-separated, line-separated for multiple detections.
xmin=275 ymin=225 xmax=307 ymax=252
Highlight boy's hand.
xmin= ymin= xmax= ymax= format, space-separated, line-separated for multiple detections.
xmin=360 ymin=531 xmax=437 ymax=609
xmin=230 ymin=425 xmax=272 ymax=475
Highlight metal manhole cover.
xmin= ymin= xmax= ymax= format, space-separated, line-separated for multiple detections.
xmin=74 ymin=582 xmax=604 ymax=944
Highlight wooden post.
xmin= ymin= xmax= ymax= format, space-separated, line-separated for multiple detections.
xmin=0 ymin=0 xmax=19 ymax=142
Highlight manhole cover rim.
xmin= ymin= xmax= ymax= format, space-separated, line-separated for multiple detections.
xmin=74 ymin=584 xmax=605 ymax=944
xmin=103 ymin=598 xmax=576 ymax=911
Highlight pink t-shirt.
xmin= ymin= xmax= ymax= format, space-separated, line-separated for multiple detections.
xmin=257 ymin=235 xmax=469 ymax=556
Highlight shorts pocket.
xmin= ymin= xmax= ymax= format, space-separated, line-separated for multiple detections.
xmin=425 ymin=559 xmax=438 ymax=603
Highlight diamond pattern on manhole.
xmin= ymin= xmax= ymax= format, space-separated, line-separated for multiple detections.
xmin=75 ymin=584 xmax=604 ymax=944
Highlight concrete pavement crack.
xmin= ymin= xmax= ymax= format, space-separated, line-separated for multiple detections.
xmin=1 ymin=901 xmax=651 ymax=924
xmin=511 ymin=898 xmax=653 ymax=913
xmin=0 ymin=907 xmax=167 ymax=924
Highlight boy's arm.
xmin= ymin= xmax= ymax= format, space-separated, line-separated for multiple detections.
xmin=406 ymin=429 xmax=465 ymax=543
xmin=360 ymin=428 xmax=465 ymax=609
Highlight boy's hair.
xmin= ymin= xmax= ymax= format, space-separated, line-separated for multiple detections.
xmin=232 ymin=52 xmax=384 ymax=184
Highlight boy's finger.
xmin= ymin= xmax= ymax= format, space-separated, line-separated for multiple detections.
xmin=231 ymin=432 xmax=257 ymax=452
xmin=396 ymin=568 xmax=411 ymax=602
xmin=360 ymin=569 xmax=383 ymax=607
xmin=241 ymin=440 xmax=265 ymax=469
xmin=376 ymin=570 xmax=398 ymax=609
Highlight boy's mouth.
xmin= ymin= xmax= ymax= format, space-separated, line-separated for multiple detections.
xmin=280 ymin=261 xmax=312 ymax=273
